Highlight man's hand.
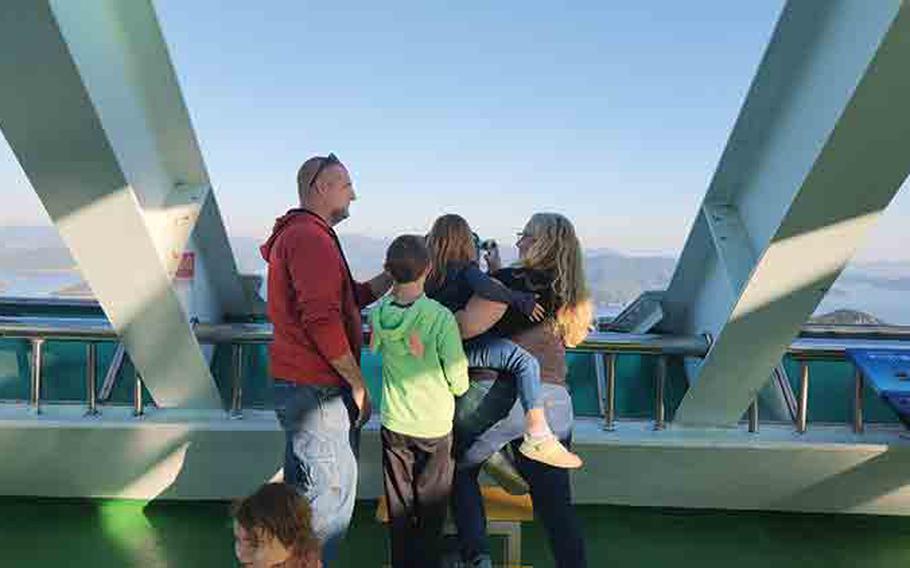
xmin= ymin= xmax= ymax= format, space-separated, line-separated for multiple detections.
xmin=351 ymin=383 xmax=372 ymax=427
xmin=329 ymin=352 xmax=372 ymax=426
xmin=367 ymin=270 xmax=393 ymax=299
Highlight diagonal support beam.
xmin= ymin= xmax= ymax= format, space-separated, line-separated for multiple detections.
xmin=47 ymin=0 xmax=247 ymax=313
xmin=702 ymin=203 xmax=755 ymax=297
xmin=0 ymin=1 xmax=246 ymax=407
xmin=664 ymin=0 xmax=910 ymax=426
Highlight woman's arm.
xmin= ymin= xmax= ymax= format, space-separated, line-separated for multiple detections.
xmin=455 ymin=295 xmax=508 ymax=339
xmin=463 ymin=265 xmax=540 ymax=318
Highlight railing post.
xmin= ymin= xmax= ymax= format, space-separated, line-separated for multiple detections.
xmin=29 ymin=338 xmax=44 ymax=414
xmin=853 ymin=367 xmax=865 ymax=434
xmin=230 ymin=343 xmax=244 ymax=419
xmin=133 ymin=368 xmax=143 ymax=417
xmin=86 ymin=342 xmax=98 ymax=416
xmin=797 ymin=361 xmax=809 ymax=434
xmin=605 ymin=353 xmax=617 ymax=431
xmin=593 ymin=352 xmax=606 ymax=417
xmin=748 ymin=398 xmax=759 ymax=433
xmin=654 ymin=355 xmax=666 ymax=430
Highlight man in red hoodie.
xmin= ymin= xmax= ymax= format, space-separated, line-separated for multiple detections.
xmin=260 ymin=154 xmax=390 ymax=566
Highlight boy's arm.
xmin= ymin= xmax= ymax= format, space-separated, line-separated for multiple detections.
xmin=463 ymin=265 xmax=537 ymax=316
xmin=437 ymin=311 xmax=470 ymax=396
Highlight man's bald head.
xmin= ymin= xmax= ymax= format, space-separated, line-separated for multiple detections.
xmin=296 ymin=155 xmax=356 ymax=226
xmin=297 ymin=156 xmax=330 ymax=200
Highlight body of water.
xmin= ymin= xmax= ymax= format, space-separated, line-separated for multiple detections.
xmin=0 ymin=270 xmax=83 ymax=298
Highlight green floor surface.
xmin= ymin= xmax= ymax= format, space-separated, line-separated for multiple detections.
xmin=3 ymin=498 xmax=910 ymax=567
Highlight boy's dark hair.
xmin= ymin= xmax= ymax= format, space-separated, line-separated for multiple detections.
xmin=385 ymin=234 xmax=430 ymax=284
xmin=232 ymin=482 xmax=318 ymax=557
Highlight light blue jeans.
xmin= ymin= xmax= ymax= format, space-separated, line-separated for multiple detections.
xmin=273 ymin=380 xmax=359 ymax=567
xmin=454 ymin=379 xmax=574 ymax=468
xmin=464 ymin=334 xmax=543 ymax=413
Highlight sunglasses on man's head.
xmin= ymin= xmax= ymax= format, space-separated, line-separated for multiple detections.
xmin=309 ymin=153 xmax=341 ymax=188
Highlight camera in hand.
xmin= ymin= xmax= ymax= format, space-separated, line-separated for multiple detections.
xmin=479 ymin=238 xmax=497 ymax=251
xmin=472 ymin=231 xmax=497 ymax=253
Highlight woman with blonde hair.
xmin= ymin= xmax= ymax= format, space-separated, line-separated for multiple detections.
xmin=451 ymin=212 xmax=592 ymax=568
xmin=424 ymin=213 xmax=582 ymax=469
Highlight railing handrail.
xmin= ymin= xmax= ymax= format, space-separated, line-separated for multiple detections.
xmin=0 ymin=297 xmax=102 ymax=310
xmin=4 ymin=317 xmax=910 ymax=360
xmin=3 ymin=314 xmax=910 ymax=435
xmin=789 ymin=337 xmax=910 ymax=360
xmin=799 ymin=323 xmax=910 ymax=341
xmin=0 ymin=317 xmax=714 ymax=355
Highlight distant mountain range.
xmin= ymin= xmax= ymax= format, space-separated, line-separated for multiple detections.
xmin=3 ymin=226 xmax=910 ymax=323
xmin=232 ymin=234 xmax=675 ymax=311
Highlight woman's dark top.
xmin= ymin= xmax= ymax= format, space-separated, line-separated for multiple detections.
xmin=469 ymin=267 xmax=568 ymax=387
xmin=425 ymin=261 xmax=536 ymax=316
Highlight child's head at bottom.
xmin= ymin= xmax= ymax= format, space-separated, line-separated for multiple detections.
xmin=385 ymin=234 xmax=431 ymax=287
xmin=232 ymin=482 xmax=320 ymax=567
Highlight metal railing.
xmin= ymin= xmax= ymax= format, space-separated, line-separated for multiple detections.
xmin=1 ymin=316 xmax=909 ymax=434
xmin=787 ymin=335 xmax=892 ymax=435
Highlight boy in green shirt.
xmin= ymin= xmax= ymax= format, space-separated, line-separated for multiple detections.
xmin=370 ymin=234 xmax=469 ymax=568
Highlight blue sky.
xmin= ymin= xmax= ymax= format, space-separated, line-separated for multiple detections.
xmin=2 ymin=1 xmax=908 ymax=259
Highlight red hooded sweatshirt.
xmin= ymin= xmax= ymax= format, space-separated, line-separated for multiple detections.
xmin=260 ymin=209 xmax=376 ymax=387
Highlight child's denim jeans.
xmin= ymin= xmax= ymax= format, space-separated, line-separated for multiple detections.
xmin=464 ymin=334 xmax=543 ymax=412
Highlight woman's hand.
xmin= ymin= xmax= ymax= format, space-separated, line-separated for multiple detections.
xmin=530 ymin=303 xmax=546 ymax=322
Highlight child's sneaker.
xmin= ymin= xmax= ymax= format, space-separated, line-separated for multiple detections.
xmin=482 ymin=450 xmax=529 ymax=495
xmin=518 ymin=434 xmax=583 ymax=469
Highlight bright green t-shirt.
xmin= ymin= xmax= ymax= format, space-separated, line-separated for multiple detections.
xmin=370 ymin=294 xmax=469 ymax=438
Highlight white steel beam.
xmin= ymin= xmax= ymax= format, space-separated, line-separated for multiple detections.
xmin=0 ymin=1 xmax=244 ymax=408
xmin=664 ymin=0 xmax=910 ymax=426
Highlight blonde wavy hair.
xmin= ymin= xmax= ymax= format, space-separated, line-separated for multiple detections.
xmin=519 ymin=213 xmax=593 ymax=347
xmin=426 ymin=214 xmax=476 ymax=289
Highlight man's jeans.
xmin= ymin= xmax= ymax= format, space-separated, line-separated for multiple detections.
xmin=464 ymin=335 xmax=543 ymax=413
xmin=273 ymin=380 xmax=358 ymax=566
